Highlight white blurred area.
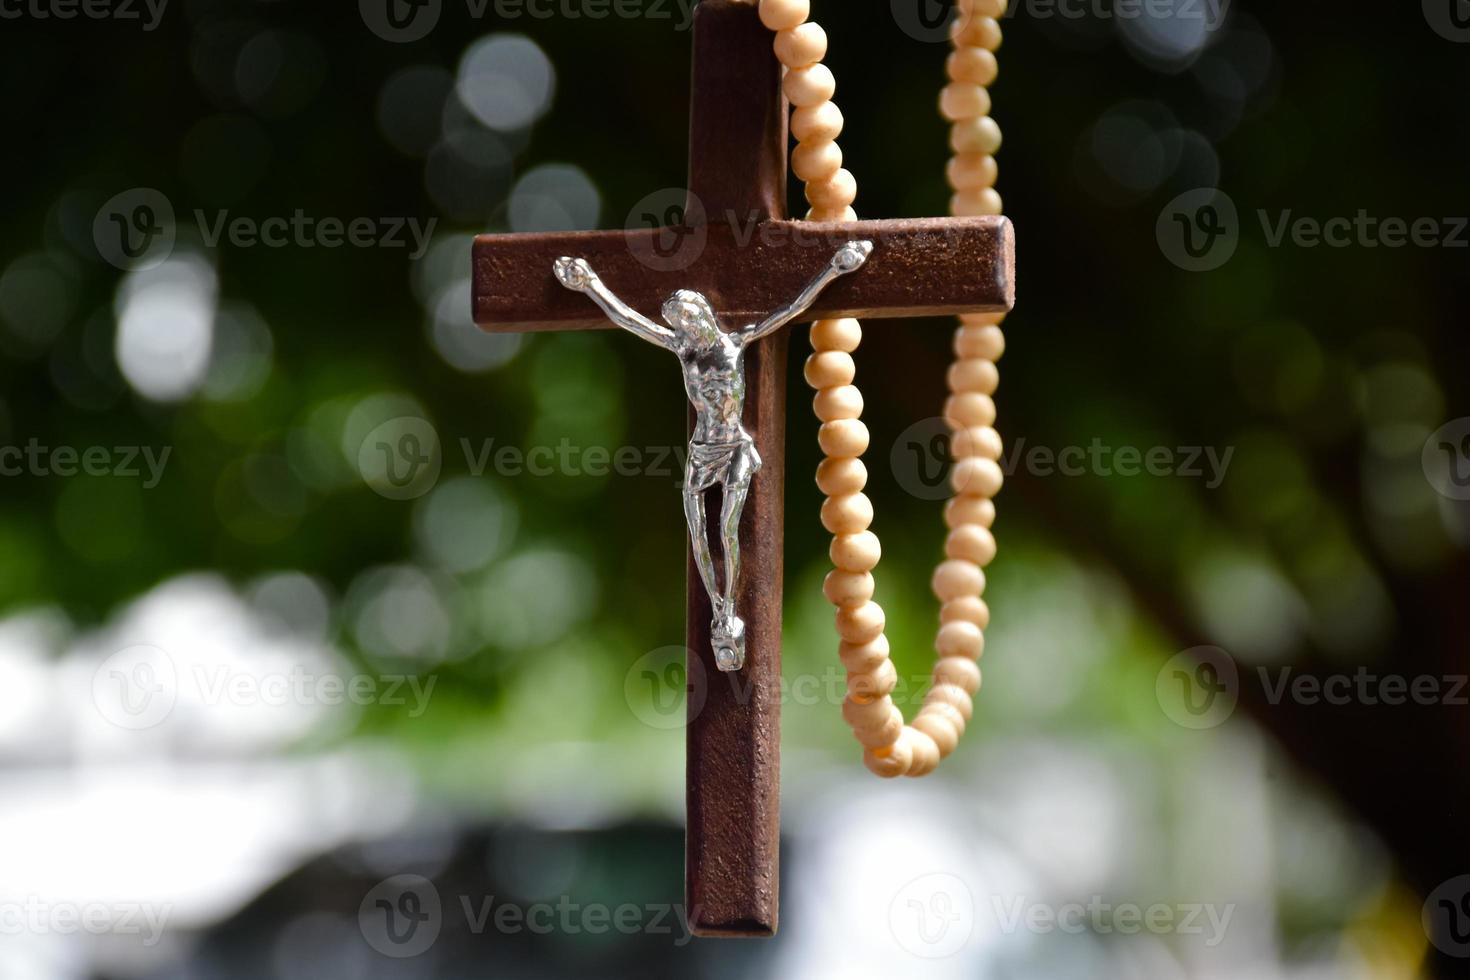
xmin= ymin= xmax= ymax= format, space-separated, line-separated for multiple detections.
xmin=0 ymin=577 xmax=422 ymax=980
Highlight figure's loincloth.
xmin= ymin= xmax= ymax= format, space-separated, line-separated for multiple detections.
xmin=685 ymin=434 xmax=762 ymax=493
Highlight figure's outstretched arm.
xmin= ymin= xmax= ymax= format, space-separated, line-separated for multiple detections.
xmin=553 ymin=257 xmax=675 ymax=350
xmin=739 ymin=240 xmax=873 ymax=345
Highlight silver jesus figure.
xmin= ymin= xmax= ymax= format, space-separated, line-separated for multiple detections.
xmin=553 ymin=240 xmax=874 ymax=672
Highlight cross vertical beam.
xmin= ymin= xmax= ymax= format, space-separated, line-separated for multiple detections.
xmin=683 ymin=0 xmax=786 ymax=938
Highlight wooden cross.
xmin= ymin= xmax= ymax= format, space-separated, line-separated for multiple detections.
xmin=472 ymin=0 xmax=1013 ymax=937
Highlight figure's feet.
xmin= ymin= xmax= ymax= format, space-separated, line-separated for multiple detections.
xmin=711 ymin=614 xmax=746 ymax=673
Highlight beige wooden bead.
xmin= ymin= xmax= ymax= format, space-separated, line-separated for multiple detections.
xmin=758 ymin=0 xmax=809 ymax=31
xmin=944 ymin=392 xmax=997 ymax=430
xmin=932 ymin=559 xmax=985 ymax=601
xmin=912 ymin=710 xmax=961 ymax=757
xmin=958 ymin=0 xmax=1007 ymax=14
xmin=922 ymin=699 xmax=968 ymax=737
xmin=947 ymin=46 xmax=998 ymax=87
xmin=945 ymin=494 xmax=996 ymax=529
xmin=783 ymin=64 xmax=836 ymax=107
xmin=804 ymin=350 xmax=855 ymax=389
xmin=830 ymin=530 xmax=881 ymax=572
xmin=904 ymin=727 xmax=941 ymax=777
xmin=853 ymin=708 xmax=904 ymax=749
xmin=952 ymin=456 xmax=1004 ymax=497
xmin=939 ymin=82 xmax=992 ymax=122
xmin=823 ymin=568 xmax=875 ymax=607
xmin=792 ymin=139 xmax=843 ymax=181
xmin=935 ymin=656 xmax=983 ymax=694
xmin=944 ymin=392 xmax=997 ymax=429
xmin=847 ymin=657 xmax=898 ymax=703
xmin=863 ymin=736 xmax=912 ymax=778
xmin=791 ymin=101 xmax=845 ymax=142
xmin=818 ymin=418 xmax=870 ymax=457
xmin=947 ymin=153 xmax=998 ymax=191
xmin=813 ymin=384 xmax=864 ymax=421
xmin=805 ymin=168 xmax=857 ymax=210
xmin=807 ymin=205 xmax=858 ymax=222
xmin=951 ymin=425 xmax=1003 ymax=460
xmin=955 ymin=323 xmax=1005 ymax=359
xmin=838 ymin=634 xmax=890 ymax=674
xmin=945 ymin=523 xmax=997 ymax=566
xmin=947 ymin=358 xmax=999 ymax=395
xmin=941 ymin=595 xmax=991 ymax=629
xmin=951 ymin=188 xmax=1003 ymax=217
xmin=835 ymin=600 xmax=886 ymax=643
xmin=811 ymin=317 xmax=862 ymax=352
xmin=926 ymin=681 xmax=974 ymax=722
xmin=936 ymin=620 xmax=986 ymax=660
xmin=820 ymin=492 xmax=873 ymax=534
xmin=842 ymin=693 xmax=895 ymax=732
xmin=773 ymin=22 xmax=827 ymax=67
xmin=950 ymin=117 xmax=1003 ymax=155
xmin=952 ymin=14 xmax=1003 ymax=50
xmin=815 ymin=456 xmax=867 ymax=495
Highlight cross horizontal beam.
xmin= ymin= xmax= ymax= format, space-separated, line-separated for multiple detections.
xmin=473 ymin=216 xmax=1014 ymax=333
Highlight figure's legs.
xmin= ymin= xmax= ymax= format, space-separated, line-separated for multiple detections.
xmin=683 ymin=489 xmax=722 ymax=618
xmin=718 ymin=480 xmax=749 ymax=619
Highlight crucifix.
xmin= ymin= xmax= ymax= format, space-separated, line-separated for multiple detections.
xmin=472 ymin=0 xmax=1013 ymax=937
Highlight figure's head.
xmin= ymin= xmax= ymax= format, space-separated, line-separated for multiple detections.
xmin=661 ymin=290 xmax=719 ymax=343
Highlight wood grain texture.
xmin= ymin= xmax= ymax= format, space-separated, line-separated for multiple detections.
xmin=683 ymin=0 xmax=784 ymax=939
xmin=472 ymin=216 xmax=1014 ymax=332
